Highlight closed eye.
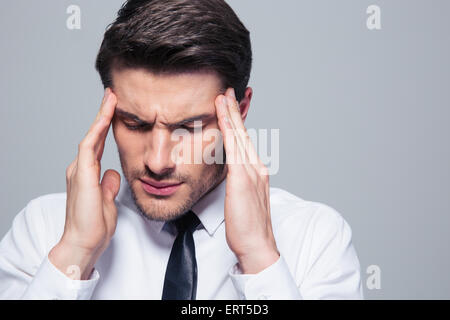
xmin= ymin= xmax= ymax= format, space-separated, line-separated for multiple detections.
xmin=124 ymin=122 xmax=151 ymax=132
xmin=123 ymin=122 xmax=203 ymax=132
xmin=181 ymin=125 xmax=201 ymax=132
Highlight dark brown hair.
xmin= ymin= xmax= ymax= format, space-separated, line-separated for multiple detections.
xmin=95 ymin=0 xmax=252 ymax=102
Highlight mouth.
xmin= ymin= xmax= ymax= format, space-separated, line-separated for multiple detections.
xmin=140 ymin=178 xmax=183 ymax=196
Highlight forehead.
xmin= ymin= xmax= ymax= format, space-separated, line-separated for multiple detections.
xmin=111 ymin=68 xmax=224 ymax=121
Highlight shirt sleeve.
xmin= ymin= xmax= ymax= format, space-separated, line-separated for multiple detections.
xmin=21 ymin=255 xmax=100 ymax=300
xmin=228 ymin=204 xmax=364 ymax=300
xmin=228 ymin=255 xmax=303 ymax=300
xmin=0 ymin=197 xmax=100 ymax=300
xmin=298 ymin=205 xmax=364 ymax=299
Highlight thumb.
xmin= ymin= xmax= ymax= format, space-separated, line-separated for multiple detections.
xmin=100 ymin=169 xmax=121 ymax=203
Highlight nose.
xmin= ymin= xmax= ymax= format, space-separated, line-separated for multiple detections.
xmin=144 ymin=127 xmax=177 ymax=176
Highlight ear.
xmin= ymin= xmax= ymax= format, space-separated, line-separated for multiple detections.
xmin=238 ymin=87 xmax=253 ymax=122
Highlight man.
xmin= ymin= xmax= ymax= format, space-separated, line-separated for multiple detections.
xmin=0 ymin=0 xmax=363 ymax=299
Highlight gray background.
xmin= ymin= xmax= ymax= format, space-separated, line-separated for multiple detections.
xmin=1 ymin=0 xmax=449 ymax=299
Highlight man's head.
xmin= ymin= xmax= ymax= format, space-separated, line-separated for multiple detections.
xmin=95 ymin=0 xmax=253 ymax=222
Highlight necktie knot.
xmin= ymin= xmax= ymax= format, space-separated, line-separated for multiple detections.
xmin=172 ymin=210 xmax=201 ymax=234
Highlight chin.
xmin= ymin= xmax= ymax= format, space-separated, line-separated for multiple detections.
xmin=131 ymin=182 xmax=195 ymax=222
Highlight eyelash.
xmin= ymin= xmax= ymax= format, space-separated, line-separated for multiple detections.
xmin=124 ymin=124 xmax=150 ymax=132
xmin=182 ymin=126 xmax=197 ymax=132
xmin=124 ymin=123 xmax=198 ymax=132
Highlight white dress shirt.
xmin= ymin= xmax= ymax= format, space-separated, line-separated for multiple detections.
xmin=0 ymin=177 xmax=364 ymax=300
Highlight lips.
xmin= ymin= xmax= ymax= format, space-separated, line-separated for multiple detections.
xmin=140 ymin=178 xmax=182 ymax=188
xmin=140 ymin=178 xmax=183 ymax=196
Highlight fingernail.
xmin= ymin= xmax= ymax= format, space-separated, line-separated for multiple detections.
xmin=230 ymin=88 xmax=236 ymax=99
xmin=221 ymin=96 xmax=227 ymax=107
xmin=104 ymin=88 xmax=111 ymax=100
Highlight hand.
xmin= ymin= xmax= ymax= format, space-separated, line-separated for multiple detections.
xmin=215 ymin=88 xmax=280 ymax=274
xmin=49 ymin=88 xmax=121 ymax=280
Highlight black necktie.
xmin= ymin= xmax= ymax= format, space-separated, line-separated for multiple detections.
xmin=162 ymin=210 xmax=201 ymax=300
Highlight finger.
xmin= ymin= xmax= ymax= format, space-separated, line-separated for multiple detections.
xmin=66 ymin=159 xmax=77 ymax=191
xmin=89 ymin=88 xmax=112 ymax=131
xmin=95 ymin=91 xmax=118 ymax=161
xmin=66 ymin=159 xmax=77 ymax=181
xmin=101 ymin=169 xmax=121 ymax=203
xmin=221 ymin=93 xmax=249 ymax=162
xmin=215 ymin=95 xmax=243 ymax=170
xmin=224 ymin=91 xmax=251 ymax=165
xmin=94 ymin=116 xmax=113 ymax=162
xmin=101 ymin=169 xmax=121 ymax=237
xmin=224 ymin=88 xmax=261 ymax=167
xmin=78 ymin=89 xmax=117 ymax=169
xmin=93 ymin=91 xmax=117 ymax=168
xmin=216 ymin=95 xmax=254 ymax=175
xmin=265 ymin=174 xmax=271 ymax=216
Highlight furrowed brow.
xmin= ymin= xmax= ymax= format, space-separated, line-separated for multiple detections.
xmin=115 ymin=108 xmax=215 ymax=128
xmin=115 ymin=108 xmax=152 ymax=125
xmin=168 ymin=114 xmax=216 ymax=128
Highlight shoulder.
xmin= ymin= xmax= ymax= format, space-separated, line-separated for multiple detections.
xmin=23 ymin=192 xmax=67 ymax=221
xmin=268 ymin=187 xmax=359 ymax=279
xmin=12 ymin=193 xmax=68 ymax=248
xmin=269 ymin=186 xmax=352 ymax=240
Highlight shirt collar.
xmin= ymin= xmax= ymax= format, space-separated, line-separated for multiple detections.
xmin=116 ymin=176 xmax=226 ymax=236
xmin=191 ymin=177 xmax=226 ymax=236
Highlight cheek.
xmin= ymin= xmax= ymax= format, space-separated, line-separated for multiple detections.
xmin=113 ymin=125 xmax=145 ymax=156
xmin=200 ymin=125 xmax=223 ymax=159
xmin=176 ymin=138 xmax=216 ymax=174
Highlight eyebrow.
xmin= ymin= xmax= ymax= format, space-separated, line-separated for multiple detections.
xmin=115 ymin=107 xmax=216 ymax=128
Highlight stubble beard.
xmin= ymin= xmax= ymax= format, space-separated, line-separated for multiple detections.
xmin=118 ymin=150 xmax=226 ymax=222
